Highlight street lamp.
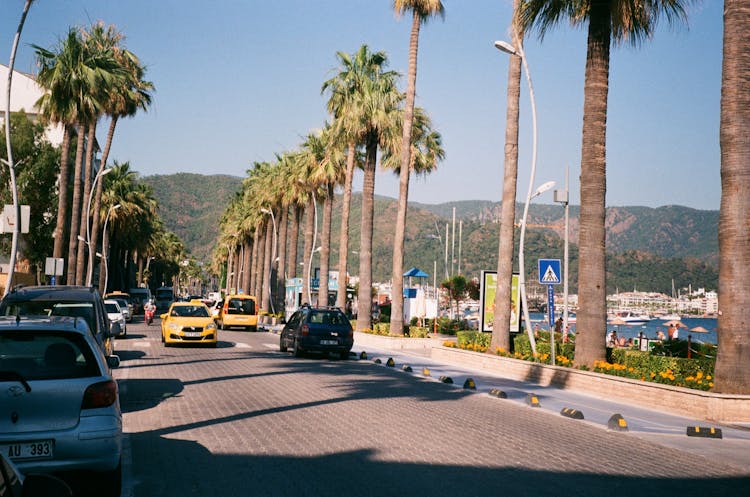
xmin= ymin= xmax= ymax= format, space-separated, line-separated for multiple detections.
xmin=554 ymin=167 xmax=571 ymax=366
xmin=260 ymin=207 xmax=277 ymax=314
xmin=495 ymin=38 xmax=542 ymax=355
xmin=102 ymin=204 xmax=121 ymax=293
xmin=85 ymin=166 xmax=113 ymax=286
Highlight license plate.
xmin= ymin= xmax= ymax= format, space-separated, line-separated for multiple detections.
xmin=2 ymin=440 xmax=54 ymax=460
xmin=320 ymin=340 xmax=338 ymax=345
xmin=184 ymin=332 xmax=202 ymax=338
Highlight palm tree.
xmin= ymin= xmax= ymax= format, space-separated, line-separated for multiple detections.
xmin=491 ymin=0 xmax=523 ymax=353
xmin=518 ymin=0 xmax=691 ymax=367
xmin=390 ymin=0 xmax=444 ymax=335
xmin=85 ymin=22 xmax=153 ymax=287
xmin=714 ymin=0 xmax=750 ymax=393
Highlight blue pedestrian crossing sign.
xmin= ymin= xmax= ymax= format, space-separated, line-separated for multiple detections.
xmin=538 ymin=259 xmax=561 ymax=285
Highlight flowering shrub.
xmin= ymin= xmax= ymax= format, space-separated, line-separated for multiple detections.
xmin=594 ymin=360 xmax=713 ymax=391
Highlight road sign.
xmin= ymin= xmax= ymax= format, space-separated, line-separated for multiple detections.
xmin=547 ymin=285 xmax=555 ymax=327
xmin=0 ymin=205 xmax=30 ymax=234
xmin=538 ymin=259 xmax=561 ymax=285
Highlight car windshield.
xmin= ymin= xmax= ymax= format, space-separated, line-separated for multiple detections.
xmin=171 ymin=305 xmax=209 ymax=318
xmin=1 ymin=301 xmax=96 ymax=333
xmin=114 ymin=299 xmax=129 ymax=308
xmin=308 ymin=311 xmax=348 ymax=326
xmin=0 ymin=331 xmax=99 ymax=380
xmin=226 ymin=299 xmax=255 ymax=315
xmin=105 ymin=303 xmax=121 ymax=314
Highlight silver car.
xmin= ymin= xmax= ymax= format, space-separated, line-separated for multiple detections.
xmin=105 ymin=299 xmax=127 ymax=337
xmin=0 ymin=316 xmax=122 ymax=497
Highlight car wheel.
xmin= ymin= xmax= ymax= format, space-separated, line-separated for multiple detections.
xmin=293 ymin=339 xmax=303 ymax=358
xmin=279 ymin=336 xmax=288 ymax=352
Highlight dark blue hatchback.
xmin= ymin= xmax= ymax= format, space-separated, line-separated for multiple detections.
xmin=279 ymin=306 xmax=353 ymax=359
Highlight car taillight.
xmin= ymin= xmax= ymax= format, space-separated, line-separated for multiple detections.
xmin=82 ymin=380 xmax=118 ymax=409
xmin=301 ymin=324 xmax=309 ymax=336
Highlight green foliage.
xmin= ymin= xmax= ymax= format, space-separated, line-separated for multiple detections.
xmin=457 ymin=331 xmax=491 ymax=348
xmin=610 ymin=348 xmax=715 ymax=379
xmin=372 ymin=322 xmax=390 ymax=335
xmin=407 ymin=326 xmax=429 ymax=338
xmin=512 ymin=332 xmax=574 ymax=360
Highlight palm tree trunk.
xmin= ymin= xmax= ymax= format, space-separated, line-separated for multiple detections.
xmin=98 ymin=226 xmax=109 ymax=292
xmin=390 ymin=12 xmax=422 ymax=336
xmin=89 ymin=116 xmax=118 ymax=287
xmin=287 ymin=205 xmax=302 ymax=280
xmin=53 ymin=125 xmax=72 ymax=260
xmin=66 ymin=119 xmax=86 ymax=285
xmin=491 ymin=0 xmax=522 ymax=352
xmin=242 ymin=238 xmax=252 ymax=294
xmin=356 ymin=137 xmax=377 ymax=331
xmin=261 ymin=220 xmax=273 ymax=312
xmin=75 ymin=123 xmax=96 ymax=285
xmin=573 ymin=5 xmax=610 ymax=368
xmin=253 ymin=228 xmax=263 ymax=297
xmin=336 ymin=144 xmax=356 ymax=310
xmin=301 ymin=196 xmax=315 ymax=305
xmin=276 ymin=206 xmax=289 ymax=314
xmin=714 ymin=0 xmax=750 ymax=393
xmin=318 ymin=184 xmax=334 ymax=307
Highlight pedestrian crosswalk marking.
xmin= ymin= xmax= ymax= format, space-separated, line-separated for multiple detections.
xmin=542 ymin=265 xmax=559 ymax=283
xmin=133 ymin=341 xmax=151 ymax=348
xmin=235 ymin=343 xmax=251 ymax=348
xmin=262 ymin=343 xmax=277 ymax=349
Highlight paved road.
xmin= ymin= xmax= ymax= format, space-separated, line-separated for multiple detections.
xmin=114 ymin=319 xmax=750 ymax=497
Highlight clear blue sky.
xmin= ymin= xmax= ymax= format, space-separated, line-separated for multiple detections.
xmin=2 ymin=0 xmax=723 ymax=210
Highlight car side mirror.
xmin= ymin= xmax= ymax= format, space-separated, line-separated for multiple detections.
xmin=106 ymin=355 xmax=121 ymax=369
xmin=160 ymin=313 xmax=167 ymax=320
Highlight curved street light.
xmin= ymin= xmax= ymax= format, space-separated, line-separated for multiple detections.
xmin=85 ymin=166 xmax=113 ymax=286
xmin=494 ymin=38 xmax=543 ymax=355
xmin=102 ymin=204 xmax=121 ymax=293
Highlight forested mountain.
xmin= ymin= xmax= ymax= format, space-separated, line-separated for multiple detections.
xmin=146 ymin=174 xmax=718 ymax=294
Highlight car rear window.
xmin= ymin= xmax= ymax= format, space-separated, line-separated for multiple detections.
xmin=0 ymin=331 xmax=100 ymax=380
xmin=171 ymin=305 xmax=209 ymax=318
xmin=308 ymin=311 xmax=348 ymax=326
xmin=0 ymin=301 xmax=96 ymax=333
xmin=105 ymin=303 xmax=120 ymax=313
xmin=226 ymin=299 xmax=256 ymax=315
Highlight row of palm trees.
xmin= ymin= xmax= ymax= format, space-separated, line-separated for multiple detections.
xmin=217 ymin=0 xmax=748 ymax=393
xmin=215 ymin=40 xmax=445 ymax=332
xmin=32 ymin=22 xmax=157 ymax=288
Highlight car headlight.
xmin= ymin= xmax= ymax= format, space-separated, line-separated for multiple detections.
xmin=206 ymin=322 xmax=216 ymax=331
xmin=169 ymin=323 xmax=182 ymax=332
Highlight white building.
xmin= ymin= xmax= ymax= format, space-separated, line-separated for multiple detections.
xmin=0 ymin=63 xmax=63 ymax=146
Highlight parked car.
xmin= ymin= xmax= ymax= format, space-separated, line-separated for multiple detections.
xmin=161 ymin=301 xmax=218 ymax=347
xmin=104 ymin=299 xmax=127 ymax=337
xmin=0 ymin=286 xmax=119 ymax=357
xmin=216 ymin=294 xmax=258 ymax=331
xmin=280 ymin=306 xmax=353 ymax=359
xmin=105 ymin=292 xmax=132 ymax=322
xmin=0 ymin=316 xmax=122 ymax=497
xmin=0 ymin=451 xmax=72 ymax=497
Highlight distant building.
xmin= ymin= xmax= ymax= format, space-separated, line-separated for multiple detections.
xmin=0 ymin=63 xmax=63 ymax=146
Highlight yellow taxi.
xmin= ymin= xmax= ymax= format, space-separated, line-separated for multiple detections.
xmin=161 ymin=301 xmax=218 ymax=347
xmin=216 ymin=294 xmax=258 ymax=331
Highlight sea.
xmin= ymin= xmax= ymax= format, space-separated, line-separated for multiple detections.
xmin=529 ymin=312 xmax=718 ymax=345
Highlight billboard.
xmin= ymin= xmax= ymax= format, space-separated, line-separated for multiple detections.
xmin=480 ymin=271 xmax=520 ymax=333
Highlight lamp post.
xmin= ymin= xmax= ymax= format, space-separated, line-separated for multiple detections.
xmin=85 ymin=166 xmax=113 ymax=286
xmin=260 ymin=208 xmax=277 ymax=314
xmin=495 ymin=38 xmax=542 ymax=355
xmin=102 ymin=204 xmax=121 ymax=293
xmin=554 ymin=167 xmax=570 ymax=364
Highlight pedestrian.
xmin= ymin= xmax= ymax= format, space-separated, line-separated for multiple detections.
xmin=554 ymin=317 xmax=563 ymax=334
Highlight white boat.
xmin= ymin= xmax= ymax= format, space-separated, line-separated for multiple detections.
xmin=660 ymin=313 xmax=681 ymax=321
xmin=614 ymin=312 xmax=652 ymax=325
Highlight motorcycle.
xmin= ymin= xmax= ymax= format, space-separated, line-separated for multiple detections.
xmin=145 ymin=307 xmax=155 ymax=326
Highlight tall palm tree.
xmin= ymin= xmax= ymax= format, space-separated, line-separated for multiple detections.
xmin=714 ymin=0 xmax=750 ymax=393
xmin=491 ymin=0 xmax=523 ymax=353
xmin=85 ymin=22 xmax=153 ymax=287
xmin=518 ymin=0 xmax=691 ymax=367
xmin=390 ymin=0 xmax=444 ymax=335
xmin=322 ymin=47 xmax=384 ymax=311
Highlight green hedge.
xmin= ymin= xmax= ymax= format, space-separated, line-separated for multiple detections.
xmin=457 ymin=331 xmax=491 ymax=348
xmin=513 ymin=332 xmax=575 ymax=360
xmin=611 ymin=348 xmax=714 ymax=378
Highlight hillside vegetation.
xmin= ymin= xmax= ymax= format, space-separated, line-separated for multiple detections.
xmin=146 ymin=174 xmax=718 ymax=294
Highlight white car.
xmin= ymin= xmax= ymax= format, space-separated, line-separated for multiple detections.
xmin=104 ymin=299 xmax=127 ymax=337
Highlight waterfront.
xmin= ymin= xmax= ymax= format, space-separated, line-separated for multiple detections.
xmin=530 ymin=313 xmax=718 ymax=345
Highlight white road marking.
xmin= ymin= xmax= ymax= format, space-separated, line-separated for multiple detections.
xmin=132 ymin=341 xmax=151 ymax=348
xmin=234 ymin=342 xmax=251 ymax=348
xmin=263 ymin=343 xmax=278 ymax=349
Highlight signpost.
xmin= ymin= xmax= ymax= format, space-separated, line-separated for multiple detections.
xmin=538 ymin=259 xmax=561 ymax=365
xmin=45 ymin=257 xmax=64 ymax=286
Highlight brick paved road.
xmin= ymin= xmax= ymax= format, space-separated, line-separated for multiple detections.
xmin=115 ymin=319 xmax=750 ymax=497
